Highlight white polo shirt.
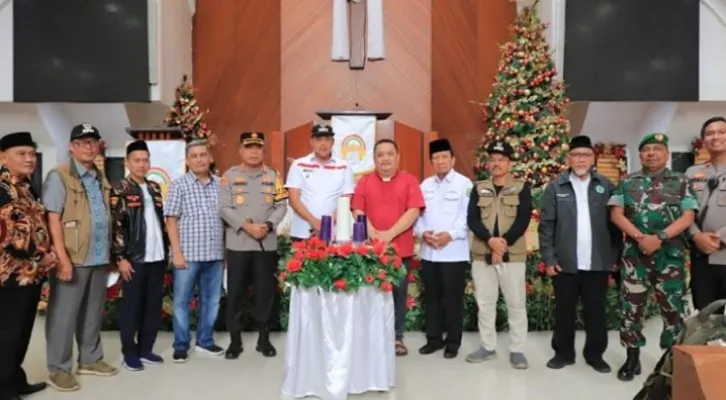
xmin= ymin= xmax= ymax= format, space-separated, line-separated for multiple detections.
xmin=285 ymin=153 xmax=355 ymax=238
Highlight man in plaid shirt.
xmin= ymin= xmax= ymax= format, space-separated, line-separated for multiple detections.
xmin=164 ymin=140 xmax=225 ymax=363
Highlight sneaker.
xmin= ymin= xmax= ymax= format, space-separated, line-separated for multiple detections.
xmin=47 ymin=370 xmax=80 ymax=392
xmin=122 ymin=356 xmax=144 ymax=371
xmin=77 ymin=360 xmax=118 ymax=377
xmin=195 ymin=343 xmax=224 ymax=356
xmin=510 ymin=352 xmax=529 ymax=369
xmin=465 ymin=347 xmax=497 ymax=363
xmin=140 ymin=352 xmax=164 ymax=364
xmin=172 ymin=350 xmax=188 ymax=363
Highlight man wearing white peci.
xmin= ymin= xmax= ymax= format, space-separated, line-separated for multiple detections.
xmin=285 ymin=122 xmax=355 ymax=241
xmin=466 ymin=140 xmax=533 ymax=369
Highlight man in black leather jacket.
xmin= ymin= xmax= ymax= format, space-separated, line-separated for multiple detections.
xmin=110 ymin=140 xmax=169 ymax=371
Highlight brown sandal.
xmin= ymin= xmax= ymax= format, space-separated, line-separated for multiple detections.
xmin=395 ymin=340 xmax=408 ymax=356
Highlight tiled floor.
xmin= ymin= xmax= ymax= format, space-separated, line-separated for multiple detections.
xmin=23 ymin=318 xmax=665 ymax=400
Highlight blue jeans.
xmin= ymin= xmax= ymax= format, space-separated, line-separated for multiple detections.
xmin=172 ymin=261 xmax=223 ymax=351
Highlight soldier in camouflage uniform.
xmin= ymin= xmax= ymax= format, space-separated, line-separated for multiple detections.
xmin=607 ymin=133 xmax=698 ymax=382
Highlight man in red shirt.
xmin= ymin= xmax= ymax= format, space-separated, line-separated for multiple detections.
xmin=352 ymin=139 xmax=425 ymax=356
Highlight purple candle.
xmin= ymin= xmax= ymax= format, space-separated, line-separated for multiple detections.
xmin=319 ymin=215 xmax=333 ymax=242
xmin=352 ymin=222 xmax=366 ymax=242
xmin=356 ymin=214 xmax=367 ymax=238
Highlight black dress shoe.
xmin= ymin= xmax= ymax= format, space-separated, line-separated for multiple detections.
xmin=586 ymin=358 xmax=612 ymax=373
xmin=256 ymin=342 xmax=277 ymax=357
xmin=418 ymin=343 xmax=444 ymax=355
xmin=225 ymin=345 xmax=243 ymax=360
xmin=443 ymin=347 xmax=458 ymax=359
xmin=546 ymin=356 xmax=575 ymax=369
xmin=19 ymin=382 xmax=47 ymax=395
xmin=617 ymin=348 xmax=641 ymax=381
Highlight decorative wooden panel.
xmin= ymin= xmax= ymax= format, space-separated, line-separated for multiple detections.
xmin=596 ymin=155 xmax=622 ymax=184
xmin=192 ymin=0 xmax=281 ymax=173
xmin=280 ymin=0 xmax=431 ymax=134
xmin=431 ymin=0 xmax=516 ymax=177
xmin=695 ymin=148 xmax=710 ymax=165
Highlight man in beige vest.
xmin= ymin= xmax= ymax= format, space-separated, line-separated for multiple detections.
xmin=43 ymin=123 xmax=117 ymax=392
xmin=466 ymin=141 xmax=532 ymax=369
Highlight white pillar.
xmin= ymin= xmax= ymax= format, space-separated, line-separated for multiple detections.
xmin=534 ymin=0 xmax=566 ymax=77
xmin=36 ymin=104 xmax=73 ymax=164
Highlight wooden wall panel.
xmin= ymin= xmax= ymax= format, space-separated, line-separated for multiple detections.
xmin=281 ymin=0 xmax=431 ymax=134
xmin=432 ymin=0 xmax=516 ymax=177
xmin=192 ymin=0 xmax=281 ymax=172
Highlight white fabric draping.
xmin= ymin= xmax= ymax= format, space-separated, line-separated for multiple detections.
xmin=331 ymin=0 xmax=386 ymax=61
xmin=282 ymin=287 xmax=395 ymax=400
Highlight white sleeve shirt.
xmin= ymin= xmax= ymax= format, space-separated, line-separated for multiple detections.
xmin=415 ymin=170 xmax=473 ymax=262
xmin=285 ymin=154 xmax=355 ymax=239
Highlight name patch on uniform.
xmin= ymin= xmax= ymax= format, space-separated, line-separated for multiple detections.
xmin=63 ymin=220 xmax=78 ymax=228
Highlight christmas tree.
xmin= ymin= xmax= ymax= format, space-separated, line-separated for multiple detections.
xmin=473 ymin=4 xmax=570 ymax=198
xmin=164 ymin=75 xmax=218 ymax=173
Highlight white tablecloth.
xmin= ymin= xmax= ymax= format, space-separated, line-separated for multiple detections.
xmin=282 ymin=287 xmax=396 ymax=400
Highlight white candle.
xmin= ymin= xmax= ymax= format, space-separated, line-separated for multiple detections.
xmin=335 ymin=196 xmax=352 ymax=242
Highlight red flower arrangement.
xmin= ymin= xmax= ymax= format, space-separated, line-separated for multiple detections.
xmin=279 ymin=237 xmax=407 ymax=293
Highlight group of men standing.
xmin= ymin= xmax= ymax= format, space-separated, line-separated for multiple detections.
xmin=0 ymin=115 xmax=724 ymax=398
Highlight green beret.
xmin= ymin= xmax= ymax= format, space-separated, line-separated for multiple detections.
xmin=638 ymin=133 xmax=669 ymax=151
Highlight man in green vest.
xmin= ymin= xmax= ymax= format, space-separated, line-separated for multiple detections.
xmin=43 ymin=123 xmax=118 ymax=392
xmin=466 ymin=141 xmax=532 ymax=369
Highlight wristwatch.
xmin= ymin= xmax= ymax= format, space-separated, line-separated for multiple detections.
xmin=265 ymin=221 xmax=274 ymax=231
xmin=656 ymin=231 xmax=668 ymax=242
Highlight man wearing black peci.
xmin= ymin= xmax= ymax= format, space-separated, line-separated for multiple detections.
xmin=414 ymin=139 xmax=473 ymax=359
xmin=0 ymin=132 xmax=57 ymax=400
xmin=538 ymin=135 xmax=621 ymax=373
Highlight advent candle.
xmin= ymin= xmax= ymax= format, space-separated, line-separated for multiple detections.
xmin=356 ymin=214 xmax=367 ymax=238
xmin=335 ymin=197 xmax=352 ymax=242
xmin=352 ymin=222 xmax=366 ymax=242
xmin=319 ymin=215 xmax=333 ymax=242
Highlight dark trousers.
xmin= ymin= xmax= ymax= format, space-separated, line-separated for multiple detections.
xmin=393 ymin=258 xmax=411 ymax=340
xmin=226 ymin=250 xmax=278 ymax=340
xmin=118 ymin=261 xmax=165 ymax=358
xmin=420 ymin=260 xmax=468 ymax=348
xmin=0 ymin=284 xmax=41 ymax=398
xmin=691 ymin=255 xmax=726 ymax=311
xmin=552 ymin=271 xmax=609 ymax=361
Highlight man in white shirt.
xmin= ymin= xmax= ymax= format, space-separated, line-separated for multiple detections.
xmin=414 ymin=139 xmax=472 ymax=359
xmin=109 ymin=140 xmax=169 ymax=371
xmin=538 ymin=135 xmax=621 ymax=373
xmin=286 ymin=122 xmax=355 ymax=240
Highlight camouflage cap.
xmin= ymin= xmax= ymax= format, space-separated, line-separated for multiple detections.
xmin=638 ymin=133 xmax=669 ymax=151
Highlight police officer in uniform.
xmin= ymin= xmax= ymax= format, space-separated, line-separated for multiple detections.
xmin=219 ymin=132 xmax=288 ymax=359
xmin=608 ymin=133 xmax=698 ymax=381
xmin=686 ymin=117 xmax=726 ymax=311
xmin=466 ymin=140 xmax=532 ymax=369
xmin=0 ymin=132 xmax=57 ymax=400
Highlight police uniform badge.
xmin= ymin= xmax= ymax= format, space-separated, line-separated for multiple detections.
xmin=692 ymin=171 xmax=707 ymax=191
xmin=235 ymin=195 xmax=245 ymax=205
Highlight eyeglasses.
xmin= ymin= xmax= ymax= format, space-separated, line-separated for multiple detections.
xmin=73 ymin=139 xmax=99 ymax=149
xmin=569 ymin=152 xmax=594 ymax=158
